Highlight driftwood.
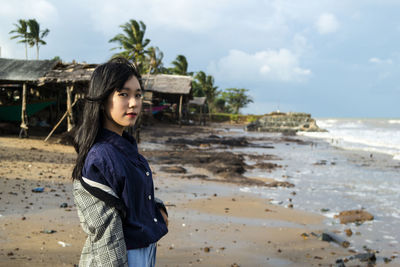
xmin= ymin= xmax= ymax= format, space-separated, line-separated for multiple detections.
xmin=44 ymin=98 xmax=78 ymax=142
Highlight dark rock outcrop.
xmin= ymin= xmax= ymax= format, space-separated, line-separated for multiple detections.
xmin=246 ymin=112 xmax=325 ymax=133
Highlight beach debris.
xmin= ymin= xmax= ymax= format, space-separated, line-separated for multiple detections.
xmin=7 ymin=252 xmax=14 ymax=256
xmin=250 ymin=162 xmax=282 ymax=170
xmin=265 ymin=181 xmax=295 ymax=188
xmin=57 ymin=241 xmax=71 ymax=247
xmin=383 ymin=257 xmax=392 ymax=263
xmin=21 ymin=216 xmax=26 ymax=220
xmin=311 ymin=232 xmax=350 ymax=248
xmin=320 ymin=208 xmax=330 ymax=213
xmin=287 ymin=204 xmax=293 ymax=208
xmin=32 ymin=187 xmax=44 ymax=193
xmin=301 ymin=233 xmax=309 ymax=240
xmin=336 ymin=252 xmax=376 ymax=266
xmin=167 ymin=136 xmax=249 ymax=147
xmin=231 ymin=263 xmax=240 ymax=267
xmin=334 ymin=209 xmax=374 ymax=224
xmin=59 ymin=203 xmax=68 ymax=208
xmin=314 ymin=160 xmax=328 ymax=165
xmin=41 ymin=229 xmax=56 ymax=234
xmin=160 ymin=166 xmax=187 ymax=173
xmin=203 ymin=247 xmax=211 ymax=253
xmin=344 ymin=229 xmax=353 ymax=237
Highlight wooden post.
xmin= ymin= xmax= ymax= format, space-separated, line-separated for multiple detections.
xmin=66 ymin=85 xmax=75 ymax=131
xmin=178 ymin=94 xmax=183 ymax=125
xmin=19 ymin=83 xmax=28 ymax=138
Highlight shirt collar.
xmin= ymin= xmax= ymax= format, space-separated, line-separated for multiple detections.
xmin=97 ymin=128 xmax=139 ymax=156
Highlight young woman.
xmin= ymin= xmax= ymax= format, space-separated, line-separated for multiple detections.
xmin=72 ymin=57 xmax=168 ymax=267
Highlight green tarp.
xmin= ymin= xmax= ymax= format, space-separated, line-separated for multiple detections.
xmin=0 ymin=101 xmax=55 ymax=122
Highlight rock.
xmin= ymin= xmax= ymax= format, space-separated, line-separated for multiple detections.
xmin=334 ymin=209 xmax=374 ymax=224
xmin=265 ymin=181 xmax=295 ymax=188
xmin=344 ymin=229 xmax=353 ymax=237
xmin=246 ymin=112 xmax=325 ymax=132
xmin=203 ymin=247 xmax=211 ymax=252
xmin=60 ymin=203 xmax=68 ymax=208
xmin=160 ymin=166 xmax=187 ymax=174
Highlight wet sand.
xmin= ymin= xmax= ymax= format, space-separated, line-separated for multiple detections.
xmin=0 ymin=124 xmax=398 ymax=266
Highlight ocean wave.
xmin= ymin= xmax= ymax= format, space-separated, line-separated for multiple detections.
xmin=388 ymin=120 xmax=400 ymax=124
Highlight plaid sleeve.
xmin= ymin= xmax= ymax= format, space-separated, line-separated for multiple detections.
xmin=73 ymin=180 xmax=128 ymax=267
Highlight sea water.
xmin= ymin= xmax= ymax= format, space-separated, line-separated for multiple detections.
xmin=220 ymin=119 xmax=400 ymax=259
xmin=300 ymin=118 xmax=400 ymax=161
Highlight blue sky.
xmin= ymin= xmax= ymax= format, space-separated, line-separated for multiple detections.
xmin=0 ymin=0 xmax=399 ymax=118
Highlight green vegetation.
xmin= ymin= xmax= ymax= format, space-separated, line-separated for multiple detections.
xmin=9 ymin=19 xmax=29 ymax=59
xmin=109 ymin=20 xmax=150 ymax=73
xmin=8 ymin=17 xmax=254 ymax=115
xmin=27 ymin=19 xmax=50 ymax=60
xmin=9 ymin=19 xmax=49 ymax=60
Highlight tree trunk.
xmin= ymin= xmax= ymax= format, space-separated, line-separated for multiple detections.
xmin=67 ymin=85 xmax=75 ymax=131
xmin=25 ymin=43 xmax=28 ymax=60
xmin=19 ymin=83 xmax=28 ymax=138
xmin=178 ymin=95 xmax=183 ymax=125
xmin=36 ymin=44 xmax=39 ymax=60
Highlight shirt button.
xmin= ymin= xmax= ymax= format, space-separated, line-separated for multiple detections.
xmin=146 ymin=171 xmax=150 ymax=176
xmin=148 ymin=195 xmax=152 ymax=200
xmin=154 ymin=218 xmax=158 ymax=222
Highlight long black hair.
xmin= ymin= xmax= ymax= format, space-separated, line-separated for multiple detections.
xmin=72 ymin=57 xmax=141 ymax=180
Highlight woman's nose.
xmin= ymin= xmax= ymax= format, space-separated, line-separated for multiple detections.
xmin=129 ymin=97 xmax=137 ymax=108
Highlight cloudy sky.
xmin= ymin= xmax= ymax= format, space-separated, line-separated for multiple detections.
xmin=1 ymin=0 xmax=399 ymax=117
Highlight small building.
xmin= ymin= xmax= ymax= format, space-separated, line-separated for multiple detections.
xmin=141 ymin=74 xmax=192 ymax=123
xmin=0 ymin=58 xmax=58 ymax=136
xmin=188 ymin=96 xmax=207 ymax=125
xmin=0 ymin=58 xmax=194 ymax=137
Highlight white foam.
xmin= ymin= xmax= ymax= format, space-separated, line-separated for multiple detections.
xmin=301 ymin=118 xmax=400 ymax=160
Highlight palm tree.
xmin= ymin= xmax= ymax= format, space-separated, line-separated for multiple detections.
xmin=145 ymin=46 xmax=164 ymax=74
xmin=170 ymin=55 xmax=192 ymax=75
xmin=109 ymin=20 xmax=150 ymax=73
xmin=9 ymin=19 xmax=29 ymax=59
xmin=27 ymin=19 xmax=50 ymax=60
xmin=195 ymin=71 xmax=219 ymax=112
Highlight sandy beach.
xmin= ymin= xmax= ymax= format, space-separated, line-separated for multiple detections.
xmin=0 ymin=123 xmax=398 ymax=266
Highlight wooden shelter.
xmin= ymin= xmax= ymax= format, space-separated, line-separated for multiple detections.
xmin=188 ymin=96 xmax=207 ymax=125
xmin=1 ymin=58 xmax=193 ymax=137
xmin=0 ymin=58 xmax=58 ymax=136
xmin=142 ymin=74 xmax=192 ymax=123
xmin=38 ymin=61 xmax=96 ymax=136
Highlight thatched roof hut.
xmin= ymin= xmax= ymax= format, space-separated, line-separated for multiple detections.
xmin=38 ymin=62 xmax=97 ymax=91
xmin=0 ymin=58 xmax=58 ymax=83
xmin=142 ymin=74 xmax=192 ymax=94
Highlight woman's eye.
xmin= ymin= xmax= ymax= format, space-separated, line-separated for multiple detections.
xmin=135 ymin=93 xmax=142 ymax=98
xmin=118 ymin=93 xmax=128 ymax=97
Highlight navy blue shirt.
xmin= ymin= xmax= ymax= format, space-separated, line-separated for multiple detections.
xmin=82 ymin=128 xmax=168 ymax=249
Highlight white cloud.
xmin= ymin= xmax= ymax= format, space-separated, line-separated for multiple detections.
xmin=315 ymin=13 xmax=339 ymax=34
xmin=0 ymin=0 xmax=58 ymax=24
xmin=369 ymin=57 xmax=393 ymax=64
xmin=83 ymin=0 xmax=233 ymax=35
xmin=208 ymin=48 xmax=311 ymax=83
xmin=0 ymin=0 xmax=58 ymax=59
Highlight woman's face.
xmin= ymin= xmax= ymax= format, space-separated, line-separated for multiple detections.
xmin=103 ymin=76 xmax=142 ymax=135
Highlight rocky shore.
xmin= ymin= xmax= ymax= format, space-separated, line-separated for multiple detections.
xmin=246 ymin=111 xmax=324 ymax=133
xmin=0 ymin=123 xmax=398 ymax=266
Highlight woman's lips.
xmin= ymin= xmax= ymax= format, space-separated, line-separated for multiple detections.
xmin=126 ymin=112 xmax=137 ymax=118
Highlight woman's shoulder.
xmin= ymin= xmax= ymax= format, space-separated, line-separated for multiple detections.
xmin=85 ymin=141 xmax=120 ymax=167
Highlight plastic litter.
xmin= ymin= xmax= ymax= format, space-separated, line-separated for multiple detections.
xmin=32 ymin=187 xmax=44 ymax=193
xmin=58 ymin=241 xmax=71 ymax=247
